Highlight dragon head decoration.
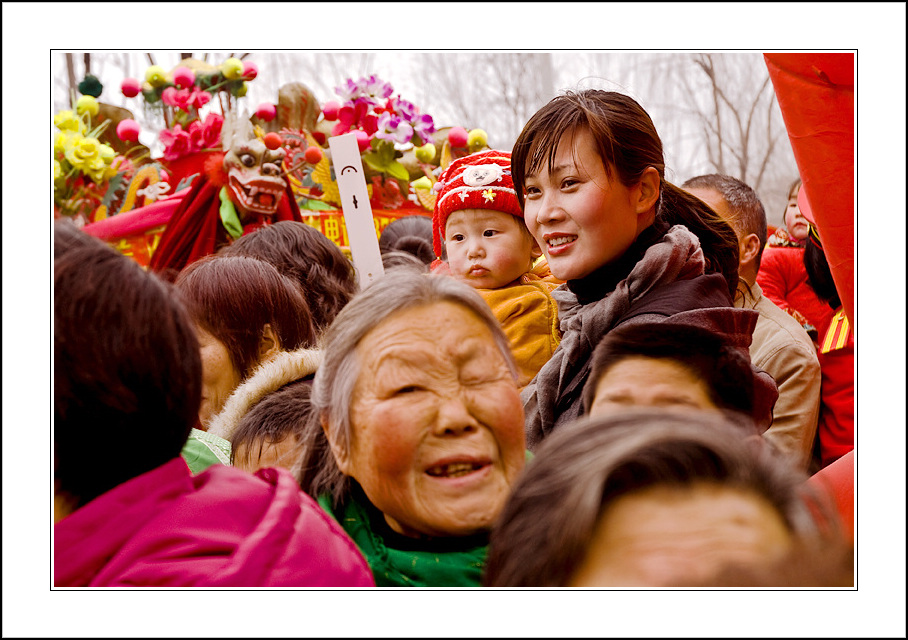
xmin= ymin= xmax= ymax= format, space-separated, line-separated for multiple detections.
xmin=221 ymin=112 xmax=288 ymax=222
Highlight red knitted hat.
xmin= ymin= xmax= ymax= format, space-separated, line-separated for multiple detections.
xmin=431 ymin=150 xmax=522 ymax=257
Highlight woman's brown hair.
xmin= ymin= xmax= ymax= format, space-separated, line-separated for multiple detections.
xmin=175 ymin=255 xmax=317 ymax=380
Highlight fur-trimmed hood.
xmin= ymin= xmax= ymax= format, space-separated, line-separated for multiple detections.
xmin=207 ymin=347 xmax=321 ymax=442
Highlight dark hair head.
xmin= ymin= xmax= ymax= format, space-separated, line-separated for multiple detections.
xmin=379 ymin=215 xmax=435 ymax=266
xmin=803 ymin=235 xmax=841 ymax=309
xmin=682 ymin=173 xmax=768 ymax=270
xmin=55 ymin=232 xmax=202 ymax=509
xmin=582 ymin=321 xmax=757 ymax=419
xmin=483 ymin=409 xmax=837 ymax=587
xmin=511 ymin=90 xmax=739 ymax=296
xmin=174 ymin=254 xmax=317 ymax=380
xmin=219 ymin=221 xmax=358 ymax=333
xmin=54 ymin=218 xmax=98 ymax=259
xmin=230 ymin=378 xmax=312 ymax=468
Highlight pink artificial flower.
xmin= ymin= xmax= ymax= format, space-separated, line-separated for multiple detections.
xmin=191 ymin=90 xmax=211 ymax=110
xmin=199 ymin=113 xmax=224 ymax=150
xmin=160 ymin=124 xmax=192 ymax=161
xmin=161 ymin=86 xmax=178 ymax=107
xmin=172 ymin=88 xmax=193 ymax=112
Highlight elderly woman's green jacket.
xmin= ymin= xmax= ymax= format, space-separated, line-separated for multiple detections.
xmin=317 ymin=482 xmax=488 ymax=587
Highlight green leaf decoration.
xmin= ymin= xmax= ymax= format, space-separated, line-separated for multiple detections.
xmin=102 ymin=171 xmax=128 ymax=209
xmin=385 ymin=160 xmax=410 ymax=182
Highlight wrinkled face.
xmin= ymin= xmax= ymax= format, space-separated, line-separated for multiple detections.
xmin=784 ymin=186 xmax=809 ymax=242
xmin=522 ymin=128 xmax=649 ymax=281
xmin=589 ymin=357 xmax=719 ymax=418
xmin=444 ymin=208 xmax=539 ymax=289
xmin=339 ymin=301 xmax=526 ymax=538
xmin=223 ymin=137 xmax=287 ymax=222
xmin=196 ymin=325 xmax=242 ymax=428
xmin=568 ymin=482 xmax=793 ymax=586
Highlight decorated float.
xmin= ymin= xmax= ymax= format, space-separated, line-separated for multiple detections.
xmin=64 ymin=57 xmax=491 ymax=271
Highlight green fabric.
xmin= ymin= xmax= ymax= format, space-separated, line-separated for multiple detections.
xmin=181 ymin=428 xmax=232 ymax=474
xmin=218 ymin=187 xmax=243 ymax=240
xmin=317 ymin=490 xmax=487 ymax=587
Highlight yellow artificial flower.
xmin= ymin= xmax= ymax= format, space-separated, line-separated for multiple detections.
xmin=55 ymin=130 xmax=81 ymax=154
xmin=54 ymin=159 xmax=62 ymax=180
xmin=54 ymin=110 xmax=84 ymax=133
xmin=99 ymin=144 xmax=116 ymax=163
xmin=87 ymin=164 xmax=114 ymax=185
xmin=64 ymin=136 xmax=102 ymax=172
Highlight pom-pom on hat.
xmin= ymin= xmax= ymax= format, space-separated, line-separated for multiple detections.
xmin=431 ymin=149 xmax=522 ymax=258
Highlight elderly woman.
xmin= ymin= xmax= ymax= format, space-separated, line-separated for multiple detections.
xmin=483 ymin=409 xmax=848 ymax=587
xmin=295 ymin=267 xmax=528 ymax=586
xmin=174 ymin=254 xmax=317 ymax=472
xmin=54 ymin=229 xmax=373 ymax=587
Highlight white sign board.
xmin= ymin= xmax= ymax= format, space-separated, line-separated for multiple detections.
xmin=328 ymin=133 xmax=385 ymax=289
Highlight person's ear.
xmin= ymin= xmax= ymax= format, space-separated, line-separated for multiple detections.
xmin=739 ymin=233 xmax=761 ymax=267
xmin=530 ymin=239 xmax=543 ymax=260
xmin=635 ymin=166 xmax=661 ymax=214
xmin=258 ymin=323 xmax=281 ymax=362
xmin=322 ymin=416 xmax=351 ymax=475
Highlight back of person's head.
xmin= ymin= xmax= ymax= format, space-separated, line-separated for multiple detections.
xmin=379 ymin=215 xmax=435 ymax=266
xmin=55 ymin=232 xmax=202 ymax=510
xmin=484 ymin=408 xmax=836 ymax=587
xmin=54 ymin=218 xmax=98 ymax=259
xmin=804 ymin=236 xmax=841 ymax=310
xmin=219 ymin=221 xmax=358 ymax=333
xmin=682 ymin=173 xmax=768 ymax=270
xmin=175 ymin=254 xmax=317 ymax=380
xmin=582 ymin=321 xmax=756 ymax=420
xmin=511 ymin=89 xmax=739 ymax=296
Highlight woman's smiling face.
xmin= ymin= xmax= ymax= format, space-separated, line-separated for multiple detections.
xmin=522 ymin=127 xmax=652 ymax=281
xmin=339 ymin=301 xmax=526 ymax=538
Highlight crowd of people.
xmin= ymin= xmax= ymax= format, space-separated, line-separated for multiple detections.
xmin=53 ymin=88 xmax=854 ymax=589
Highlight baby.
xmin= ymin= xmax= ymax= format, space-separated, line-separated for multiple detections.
xmin=431 ymin=150 xmax=561 ymax=389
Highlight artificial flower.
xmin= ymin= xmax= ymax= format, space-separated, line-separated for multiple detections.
xmin=64 ymin=136 xmax=102 ymax=172
xmin=191 ymin=89 xmax=211 ymax=109
xmin=375 ymin=112 xmax=414 ymax=145
xmin=55 ymin=130 xmax=81 ymax=154
xmin=54 ymin=110 xmax=84 ymax=133
xmin=187 ymin=113 xmax=224 ymax=153
xmin=412 ymin=114 xmax=436 ymax=145
xmin=160 ymin=124 xmax=192 ymax=161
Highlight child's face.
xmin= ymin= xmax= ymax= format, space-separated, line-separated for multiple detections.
xmin=522 ymin=128 xmax=648 ymax=281
xmin=784 ymin=186 xmax=809 ymax=242
xmin=233 ymin=435 xmax=300 ymax=473
xmin=444 ymin=208 xmax=539 ymax=289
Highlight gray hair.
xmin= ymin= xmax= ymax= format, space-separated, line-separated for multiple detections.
xmin=295 ymin=265 xmax=518 ymax=505
xmin=682 ymin=173 xmax=768 ymax=269
xmin=484 ymin=408 xmax=840 ymax=587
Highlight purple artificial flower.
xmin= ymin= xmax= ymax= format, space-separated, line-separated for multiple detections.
xmin=374 ymin=111 xmax=414 ymax=145
xmin=361 ymin=75 xmax=394 ymax=100
xmin=412 ymin=113 xmax=436 ymax=144
xmin=391 ymin=97 xmax=418 ymax=122
xmin=334 ymin=78 xmax=360 ymax=103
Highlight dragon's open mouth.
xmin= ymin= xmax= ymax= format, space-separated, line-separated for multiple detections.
xmin=228 ymin=172 xmax=286 ymax=216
